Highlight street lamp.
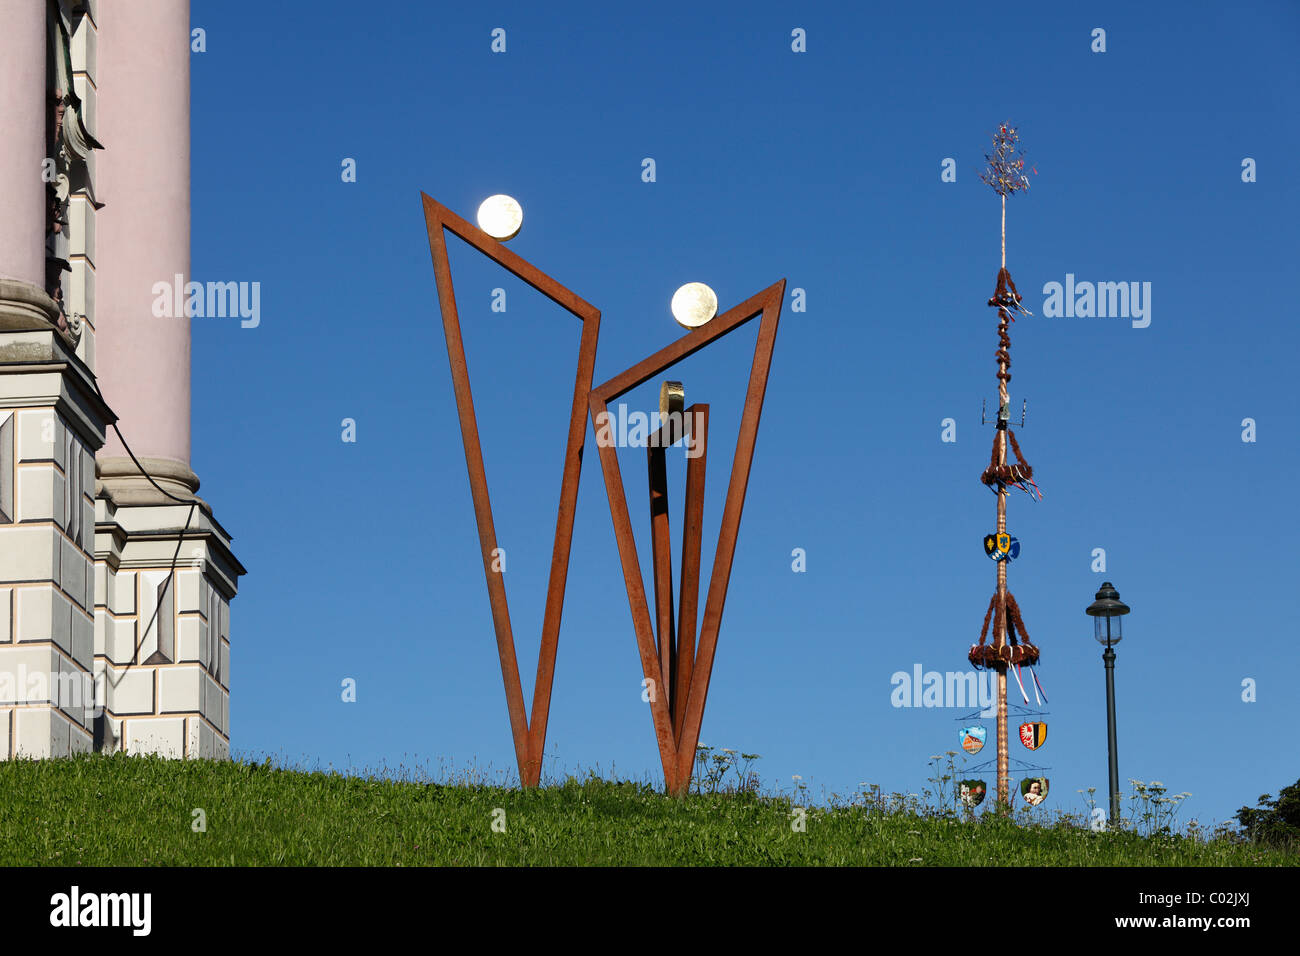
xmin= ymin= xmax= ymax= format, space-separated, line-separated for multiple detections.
xmin=1086 ymin=581 xmax=1130 ymax=826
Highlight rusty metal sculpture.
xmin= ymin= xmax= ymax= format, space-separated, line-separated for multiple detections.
xmin=421 ymin=193 xmax=600 ymax=787
xmin=589 ymin=281 xmax=784 ymax=796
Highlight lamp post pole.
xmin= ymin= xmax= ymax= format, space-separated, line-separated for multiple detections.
xmin=1103 ymin=634 xmax=1120 ymax=826
xmin=1086 ymin=581 xmax=1130 ymax=829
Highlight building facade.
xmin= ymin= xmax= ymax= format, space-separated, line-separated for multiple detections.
xmin=0 ymin=0 xmax=243 ymax=759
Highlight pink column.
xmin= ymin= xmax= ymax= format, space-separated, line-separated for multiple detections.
xmin=0 ymin=1 xmax=48 ymax=287
xmin=96 ymin=0 xmax=194 ymax=484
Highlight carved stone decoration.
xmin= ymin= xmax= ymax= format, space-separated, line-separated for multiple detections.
xmin=60 ymin=102 xmax=99 ymax=163
xmin=53 ymin=96 xmax=67 ymax=149
xmin=45 ymin=2 xmax=101 ymax=339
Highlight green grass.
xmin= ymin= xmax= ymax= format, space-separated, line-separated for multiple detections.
xmin=0 ymin=753 xmax=1292 ymax=866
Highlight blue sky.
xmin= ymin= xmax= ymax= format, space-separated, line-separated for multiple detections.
xmin=186 ymin=0 xmax=1299 ymax=827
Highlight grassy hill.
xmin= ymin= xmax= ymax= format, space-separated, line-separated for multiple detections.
xmin=0 ymin=754 xmax=1291 ymax=866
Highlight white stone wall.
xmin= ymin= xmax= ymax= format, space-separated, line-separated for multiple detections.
xmin=0 ymin=405 xmax=98 ymax=757
xmin=94 ymin=508 xmax=233 ymax=760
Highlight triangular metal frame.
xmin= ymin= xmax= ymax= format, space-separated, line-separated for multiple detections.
xmin=588 ymin=281 xmax=784 ymax=795
xmin=421 ymin=193 xmax=601 ymax=787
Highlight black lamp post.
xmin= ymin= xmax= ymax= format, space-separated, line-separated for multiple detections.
xmin=1086 ymin=582 xmax=1130 ymax=826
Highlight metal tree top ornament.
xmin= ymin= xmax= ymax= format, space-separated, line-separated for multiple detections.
xmin=979 ymin=123 xmax=1036 ymax=270
xmin=978 ymin=123 xmax=1034 ymax=198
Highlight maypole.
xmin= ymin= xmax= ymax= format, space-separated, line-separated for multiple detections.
xmin=971 ymin=124 xmax=1039 ymax=812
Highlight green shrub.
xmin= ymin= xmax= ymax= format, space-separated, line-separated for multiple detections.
xmin=1236 ymin=778 xmax=1300 ymax=851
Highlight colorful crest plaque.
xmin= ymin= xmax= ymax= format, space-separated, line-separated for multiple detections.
xmin=1018 ymin=721 xmax=1047 ymax=750
xmin=983 ymin=533 xmax=1020 ymax=561
xmin=959 ymin=779 xmax=988 ymax=808
xmin=1019 ymin=777 xmax=1049 ymax=807
xmin=960 ymin=725 xmax=987 ymax=754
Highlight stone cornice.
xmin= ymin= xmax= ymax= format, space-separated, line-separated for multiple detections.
xmin=0 ymin=328 xmax=116 ymax=450
xmin=95 ymin=494 xmax=247 ymax=599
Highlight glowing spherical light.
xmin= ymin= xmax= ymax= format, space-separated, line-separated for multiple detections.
xmin=670 ymin=282 xmax=718 ymax=329
xmin=476 ymin=195 xmax=523 ymax=240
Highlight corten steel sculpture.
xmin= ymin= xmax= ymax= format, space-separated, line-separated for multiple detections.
xmin=967 ymin=125 xmax=1041 ymax=810
xmin=421 ymin=193 xmax=600 ymax=787
xmin=589 ymin=280 xmax=784 ymax=796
